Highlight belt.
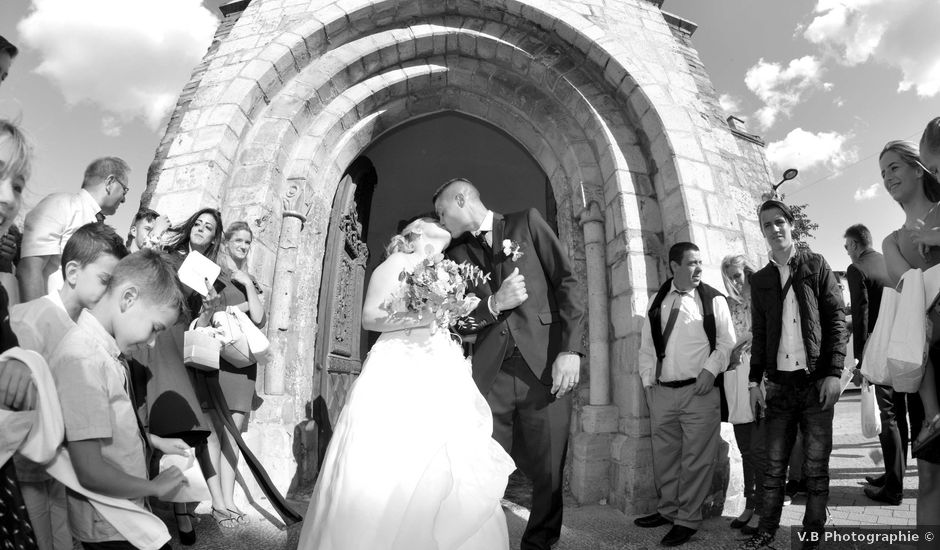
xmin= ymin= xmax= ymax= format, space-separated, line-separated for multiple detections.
xmin=657 ymin=378 xmax=696 ymax=388
xmin=768 ymin=369 xmax=810 ymax=386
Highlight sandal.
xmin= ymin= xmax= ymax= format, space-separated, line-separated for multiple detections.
xmin=227 ymin=507 xmax=250 ymax=525
xmin=212 ymin=507 xmax=238 ymax=529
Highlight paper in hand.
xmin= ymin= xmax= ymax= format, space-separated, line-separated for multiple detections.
xmin=177 ymin=250 xmax=221 ymax=297
xmin=158 ymin=450 xmax=210 ymax=503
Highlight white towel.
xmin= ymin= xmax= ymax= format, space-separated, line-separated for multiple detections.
xmin=0 ymin=347 xmax=171 ymax=550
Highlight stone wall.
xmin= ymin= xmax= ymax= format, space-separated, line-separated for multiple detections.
xmin=146 ymin=0 xmax=776 ymax=514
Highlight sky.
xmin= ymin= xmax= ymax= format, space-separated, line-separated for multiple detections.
xmin=0 ymin=0 xmax=938 ymax=271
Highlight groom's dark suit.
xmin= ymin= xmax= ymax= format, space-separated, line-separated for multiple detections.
xmin=447 ymin=208 xmax=586 ymax=550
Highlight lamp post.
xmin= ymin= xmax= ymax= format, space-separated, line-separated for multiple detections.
xmin=763 ymin=168 xmax=799 ymax=201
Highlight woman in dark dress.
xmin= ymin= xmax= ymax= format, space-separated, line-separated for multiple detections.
xmin=203 ymin=221 xmax=264 ymax=525
xmin=0 ymin=119 xmax=39 ymax=550
xmin=878 ymin=139 xmax=940 ymax=527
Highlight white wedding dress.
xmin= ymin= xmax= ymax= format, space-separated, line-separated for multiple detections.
xmin=297 ymin=325 xmax=516 ymax=550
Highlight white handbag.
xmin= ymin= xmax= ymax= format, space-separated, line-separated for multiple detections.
xmin=860 ymin=380 xmax=881 ymax=438
xmin=212 ymin=308 xmax=253 ymax=368
xmin=861 ymin=287 xmax=898 ymax=386
xmin=886 ymin=269 xmax=927 ymax=393
xmin=724 ymin=351 xmax=754 ymax=425
xmin=230 ymin=306 xmax=269 ymax=358
xmin=183 ymin=321 xmax=221 ymax=372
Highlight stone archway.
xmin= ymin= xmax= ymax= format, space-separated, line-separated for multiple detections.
xmin=147 ymin=0 xmax=775 ymax=513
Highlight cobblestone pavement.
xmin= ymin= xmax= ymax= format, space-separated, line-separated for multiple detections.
xmin=153 ymin=391 xmax=927 ymax=550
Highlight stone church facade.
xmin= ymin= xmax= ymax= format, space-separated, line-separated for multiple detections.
xmin=145 ymin=0 xmax=775 ymax=514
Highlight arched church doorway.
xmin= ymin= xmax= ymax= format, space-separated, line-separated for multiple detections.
xmin=310 ymin=112 xmax=556 ymax=476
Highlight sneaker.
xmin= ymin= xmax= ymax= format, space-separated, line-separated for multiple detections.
xmin=738 ymin=531 xmax=775 ymax=550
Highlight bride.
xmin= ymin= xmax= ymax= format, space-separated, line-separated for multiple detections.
xmin=297 ymin=216 xmax=516 ymax=550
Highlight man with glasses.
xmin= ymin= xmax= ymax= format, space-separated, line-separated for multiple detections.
xmin=18 ymin=157 xmax=131 ymax=301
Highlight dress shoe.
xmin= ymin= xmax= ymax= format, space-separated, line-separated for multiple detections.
xmin=864 ymin=486 xmax=902 ymax=505
xmin=865 ymin=473 xmax=886 ymax=487
xmin=661 ymin=525 xmax=696 ymax=547
xmin=730 ymin=511 xmax=753 ymax=529
xmin=633 ymin=512 xmax=672 ymax=528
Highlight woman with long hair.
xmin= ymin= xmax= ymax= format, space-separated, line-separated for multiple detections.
xmin=878 ymin=138 xmax=940 ymax=527
xmin=204 ymin=221 xmax=265 ymax=525
xmin=721 ymin=254 xmax=766 ymax=533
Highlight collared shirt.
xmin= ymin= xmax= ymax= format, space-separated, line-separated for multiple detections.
xmin=9 ymin=289 xmax=74 ymax=482
xmin=473 ymin=210 xmax=495 ymax=246
xmin=49 ymin=310 xmax=147 ymax=543
xmin=638 ymin=281 xmax=737 ymax=387
xmin=22 ymin=189 xmax=102 ymax=294
xmin=770 ymin=246 xmax=809 ymax=372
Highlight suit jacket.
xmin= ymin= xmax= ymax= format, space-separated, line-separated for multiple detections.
xmin=446 ymin=208 xmax=586 ymax=393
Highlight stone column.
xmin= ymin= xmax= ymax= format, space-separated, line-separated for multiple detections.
xmin=570 ymin=199 xmax=619 ymax=504
xmin=264 ymin=180 xmax=306 ymax=395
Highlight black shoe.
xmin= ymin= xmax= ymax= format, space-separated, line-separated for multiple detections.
xmin=785 ymin=479 xmax=807 ymax=497
xmin=634 ymin=512 xmax=672 ymax=528
xmin=864 ymin=486 xmax=902 ymax=505
xmin=865 ymin=474 xmax=886 ymax=487
xmin=738 ymin=531 xmax=775 ymax=550
xmin=661 ymin=525 xmax=696 ymax=547
xmin=740 ymin=524 xmax=760 ymax=536
xmin=174 ymin=512 xmax=196 ymax=546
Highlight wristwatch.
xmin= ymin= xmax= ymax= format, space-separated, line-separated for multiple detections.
xmin=747 ymin=381 xmax=759 ymax=389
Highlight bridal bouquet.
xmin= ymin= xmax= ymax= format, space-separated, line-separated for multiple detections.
xmin=382 ymin=253 xmax=490 ymax=330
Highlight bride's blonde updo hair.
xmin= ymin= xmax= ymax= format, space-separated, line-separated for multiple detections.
xmin=385 ymin=216 xmax=435 ymax=256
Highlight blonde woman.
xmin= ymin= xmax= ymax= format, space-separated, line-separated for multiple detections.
xmin=721 ymin=254 xmax=766 ymax=533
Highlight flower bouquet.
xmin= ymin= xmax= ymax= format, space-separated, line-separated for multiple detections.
xmin=382 ymin=253 xmax=490 ymax=331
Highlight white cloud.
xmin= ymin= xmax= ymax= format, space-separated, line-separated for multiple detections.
xmin=718 ymin=93 xmax=741 ymax=115
xmin=744 ymin=56 xmax=825 ymax=129
xmin=18 ymin=0 xmax=218 ymax=131
xmin=101 ymin=115 xmax=121 ymax=137
xmin=766 ymin=128 xmax=859 ymax=172
xmin=802 ymin=0 xmax=940 ymax=97
xmin=853 ymin=182 xmax=880 ymax=201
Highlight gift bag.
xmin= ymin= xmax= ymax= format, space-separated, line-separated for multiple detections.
xmin=212 ymin=308 xmax=252 ymax=368
xmin=861 ymin=287 xmax=898 ymax=386
xmin=158 ymin=450 xmax=210 ymax=503
xmin=724 ymin=351 xmax=754 ymax=425
xmin=231 ymin=306 xmax=269 ymax=358
xmin=183 ymin=322 xmax=221 ymax=371
xmin=887 ymin=269 xmax=927 ymax=393
xmin=860 ymin=380 xmax=881 ymax=439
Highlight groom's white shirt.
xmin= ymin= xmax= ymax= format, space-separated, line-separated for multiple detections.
xmin=473 ymin=210 xmax=494 ymax=245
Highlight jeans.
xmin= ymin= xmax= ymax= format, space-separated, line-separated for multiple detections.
xmin=758 ymin=378 xmax=834 ymax=535
xmin=733 ymin=419 xmax=767 ymax=514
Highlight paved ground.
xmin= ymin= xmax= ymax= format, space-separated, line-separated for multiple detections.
xmin=152 ymin=391 xmax=929 ymax=550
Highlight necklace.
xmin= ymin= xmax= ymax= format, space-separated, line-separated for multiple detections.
xmin=904 ymin=201 xmax=940 ymax=230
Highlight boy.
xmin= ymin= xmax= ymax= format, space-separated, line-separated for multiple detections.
xmin=10 ymin=222 xmax=127 ymax=550
xmin=125 ymin=208 xmax=164 ymax=253
xmin=740 ymin=200 xmax=846 ymax=550
xmin=49 ymin=249 xmax=187 ymax=550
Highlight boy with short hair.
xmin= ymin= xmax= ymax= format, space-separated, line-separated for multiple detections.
xmin=49 ymin=249 xmax=187 ymax=550
xmin=125 ymin=208 xmax=162 ymax=253
xmin=10 ymin=222 xmax=127 ymax=550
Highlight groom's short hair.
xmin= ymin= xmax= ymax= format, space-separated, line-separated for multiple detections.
xmin=432 ymin=177 xmax=480 ymax=205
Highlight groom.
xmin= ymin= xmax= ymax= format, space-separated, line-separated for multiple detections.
xmin=434 ymin=178 xmax=586 ymax=550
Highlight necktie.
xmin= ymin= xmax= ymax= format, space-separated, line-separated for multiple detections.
xmin=655 ymin=291 xmax=685 ymax=382
xmin=118 ymin=354 xmax=151 ymax=455
xmin=475 ymin=230 xmax=492 ymax=253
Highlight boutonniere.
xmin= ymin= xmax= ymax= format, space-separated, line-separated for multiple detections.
xmin=502 ymin=239 xmax=524 ymax=261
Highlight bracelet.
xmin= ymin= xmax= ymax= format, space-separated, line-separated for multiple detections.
xmin=748 ymin=381 xmax=759 ymax=389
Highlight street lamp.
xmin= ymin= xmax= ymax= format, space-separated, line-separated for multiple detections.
xmin=763 ymin=168 xmax=799 ymax=200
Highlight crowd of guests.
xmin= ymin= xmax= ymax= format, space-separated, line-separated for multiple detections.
xmin=0 ymin=34 xmax=298 ymax=550
xmin=634 ymin=118 xmax=940 ymax=550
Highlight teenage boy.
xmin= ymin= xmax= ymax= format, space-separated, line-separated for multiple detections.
xmin=740 ymin=200 xmax=846 ymax=550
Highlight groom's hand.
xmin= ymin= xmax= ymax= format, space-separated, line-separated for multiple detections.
xmin=493 ymin=267 xmax=527 ymax=312
xmin=551 ymin=352 xmax=580 ymax=397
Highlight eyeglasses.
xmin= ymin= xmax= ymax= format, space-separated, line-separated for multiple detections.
xmin=110 ymin=175 xmax=129 ymax=196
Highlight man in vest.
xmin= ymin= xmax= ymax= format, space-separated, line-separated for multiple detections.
xmin=635 ymin=241 xmax=736 ymax=547
xmin=740 ymin=200 xmax=846 ymax=550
